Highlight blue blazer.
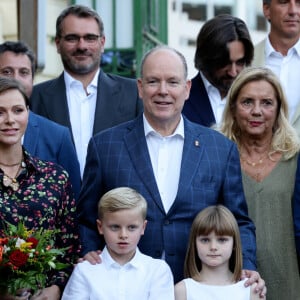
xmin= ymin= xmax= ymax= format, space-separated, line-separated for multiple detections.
xmin=183 ymin=72 xmax=216 ymax=127
xmin=78 ymin=115 xmax=256 ymax=283
xmin=30 ymin=70 xmax=143 ymax=140
xmin=24 ymin=111 xmax=81 ymax=200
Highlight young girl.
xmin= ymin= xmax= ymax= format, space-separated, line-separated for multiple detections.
xmin=175 ymin=205 xmax=262 ymax=300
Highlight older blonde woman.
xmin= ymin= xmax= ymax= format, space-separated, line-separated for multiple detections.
xmin=220 ymin=66 xmax=300 ymax=300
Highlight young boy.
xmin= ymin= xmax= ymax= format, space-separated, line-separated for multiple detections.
xmin=62 ymin=187 xmax=174 ymax=299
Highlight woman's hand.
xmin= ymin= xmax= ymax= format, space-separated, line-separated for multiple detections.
xmin=30 ymin=285 xmax=61 ymax=300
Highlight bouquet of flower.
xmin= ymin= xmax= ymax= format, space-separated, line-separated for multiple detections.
xmin=0 ymin=221 xmax=69 ymax=296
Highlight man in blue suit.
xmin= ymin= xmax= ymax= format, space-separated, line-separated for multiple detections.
xmin=78 ymin=46 xmax=265 ymax=294
xmin=183 ymin=15 xmax=254 ymax=127
xmin=0 ymin=41 xmax=81 ymax=200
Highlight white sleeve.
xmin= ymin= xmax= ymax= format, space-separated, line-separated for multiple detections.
xmin=61 ymin=264 xmax=90 ymax=300
xmin=148 ymin=260 xmax=175 ymax=300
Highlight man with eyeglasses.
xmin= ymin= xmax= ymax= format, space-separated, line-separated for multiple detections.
xmin=182 ymin=14 xmax=254 ymax=127
xmin=30 ymin=5 xmax=143 ymax=177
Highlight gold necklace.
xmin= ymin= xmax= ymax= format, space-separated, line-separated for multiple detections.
xmin=2 ymin=162 xmax=24 ymax=191
xmin=240 ymin=149 xmax=266 ymax=182
xmin=241 ymin=156 xmax=265 ymax=167
xmin=240 ymin=150 xmax=270 ymax=167
xmin=241 ymin=159 xmax=267 ymax=182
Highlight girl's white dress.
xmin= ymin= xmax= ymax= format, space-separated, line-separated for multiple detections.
xmin=183 ymin=278 xmax=250 ymax=300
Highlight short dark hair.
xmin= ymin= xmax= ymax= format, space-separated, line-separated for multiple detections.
xmin=263 ymin=0 xmax=271 ymax=4
xmin=0 ymin=41 xmax=36 ymax=77
xmin=0 ymin=76 xmax=29 ymax=106
xmin=194 ymin=14 xmax=253 ymax=72
xmin=56 ymin=5 xmax=104 ymax=38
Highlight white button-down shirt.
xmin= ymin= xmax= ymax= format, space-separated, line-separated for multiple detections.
xmin=144 ymin=114 xmax=184 ymax=213
xmin=265 ymin=37 xmax=300 ymax=121
xmin=62 ymin=247 xmax=174 ymax=300
xmin=65 ymin=70 xmax=99 ymax=177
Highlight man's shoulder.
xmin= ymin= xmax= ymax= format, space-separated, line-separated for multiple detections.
xmin=255 ymin=38 xmax=266 ymax=48
xmin=93 ymin=117 xmax=139 ymax=139
xmin=28 ymin=111 xmax=69 ymax=134
xmin=184 ymin=120 xmax=236 ymax=154
xmin=103 ymin=72 xmax=136 ymax=84
xmin=100 ymin=72 xmax=137 ymax=92
xmin=253 ymin=38 xmax=267 ymax=66
xmin=185 ymin=118 xmax=231 ymax=139
xmin=187 ymin=73 xmax=209 ymax=104
xmin=254 ymin=38 xmax=266 ymax=55
xmin=189 ymin=73 xmax=204 ymax=91
xmin=32 ymin=74 xmax=64 ymax=92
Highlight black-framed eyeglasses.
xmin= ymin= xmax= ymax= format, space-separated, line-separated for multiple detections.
xmin=60 ymin=34 xmax=101 ymax=44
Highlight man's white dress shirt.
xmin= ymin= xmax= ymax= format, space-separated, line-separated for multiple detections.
xmin=144 ymin=115 xmax=184 ymax=213
xmin=264 ymin=37 xmax=300 ymax=121
xmin=65 ymin=70 xmax=99 ymax=177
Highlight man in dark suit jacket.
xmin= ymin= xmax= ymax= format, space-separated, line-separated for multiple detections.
xmin=78 ymin=46 xmax=264 ymax=290
xmin=0 ymin=41 xmax=81 ymax=200
xmin=30 ymin=5 xmax=142 ymax=176
xmin=183 ymin=15 xmax=254 ymax=127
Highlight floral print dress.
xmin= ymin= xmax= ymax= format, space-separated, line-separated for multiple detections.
xmin=0 ymin=149 xmax=81 ymax=289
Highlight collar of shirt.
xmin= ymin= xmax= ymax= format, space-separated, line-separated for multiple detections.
xmin=64 ymin=69 xmax=99 ymax=93
xmin=143 ymin=114 xmax=185 ymax=139
xmin=143 ymin=114 xmax=184 ymax=213
xmin=265 ymin=36 xmax=300 ymax=58
xmin=200 ymin=71 xmax=226 ymax=102
xmin=20 ymin=148 xmax=43 ymax=174
xmin=64 ymin=70 xmax=99 ymax=177
xmin=102 ymin=246 xmax=142 ymax=270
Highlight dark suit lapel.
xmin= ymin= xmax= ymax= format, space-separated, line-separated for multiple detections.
xmin=124 ymin=116 xmax=165 ymax=213
xmin=93 ymin=71 xmax=120 ymax=134
xmin=44 ymin=73 xmax=72 ymax=130
xmin=190 ymin=73 xmax=216 ymax=126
